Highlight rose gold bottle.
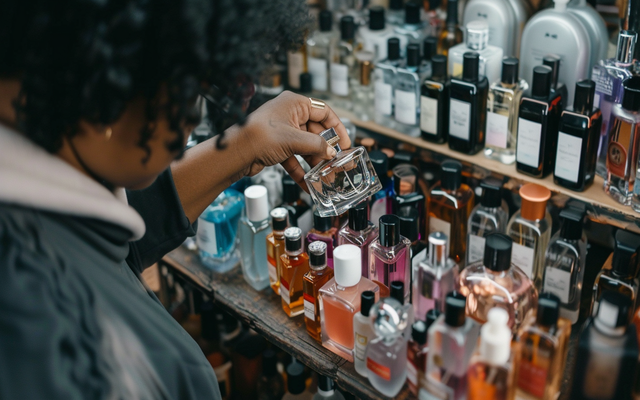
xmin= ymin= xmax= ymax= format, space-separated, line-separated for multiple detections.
xmin=303 ymin=241 xmax=334 ymax=342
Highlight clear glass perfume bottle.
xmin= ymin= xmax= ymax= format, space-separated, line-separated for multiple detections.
xmin=484 ymin=57 xmax=528 ymax=165
xmin=391 ymin=164 xmax=427 ymax=242
xmin=306 ymin=211 xmax=337 ymax=270
xmin=421 ymin=55 xmax=450 ymax=143
xmin=466 ymin=178 xmax=509 ymax=266
xmin=459 ymin=233 xmax=538 ymax=332
xmin=266 ymin=207 xmax=289 ymax=295
xmin=197 ymin=188 xmax=245 ymax=272
xmin=280 ymin=174 xmax=312 ymax=234
xmin=515 ymin=293 xmax=572 ymax=400
xmin=542 ymin=207 xmax=587 ymax=324
xmin=394 ymin=43 xmax=432 ymax=137
xmin=351 ymin=58 xmax=374 ymax=121
xmin=305 ymin=128 xmax=382 ymax=218
xmin=437 ymin=0 xmax=463 ymax=56
xmin=506 ymin=183 xmax=552 ymax=290
xmin=337 ymin=201 xmax=378 ymax=278
xmin=448 ymin=21 xmax=503 ymax=84
xmin=280 ymin=227 xmax=311 ymax=317
xmin=238 ymin=185 xmax=272 ymax=291
xmin=394 ymin=1 xmax=432 ymax=54
xmin=407 ymin=320 xmax=429 ymax=396
xmin=330 ymin=16 xmax=360 ymax=109
xmin=374 ymin=38 xmax=402 ymax=129
xmin=307 ymin=10 xmax=338 ymax=96
xmin=303 ymin=241 xmax=334 ymax=341
xmin=413 ymin=232 xmax=459 ymax=319
xmin=365 ymin=297 xmax=411 ymax=398
xmin=368 ymin=215 xmax=412 ymax=302
xmin=428 ymin=160 xmax=475 ymax=264
xmin=353 ymin=291 xmax=376 ymax=377
xmin=467 ymin=308 xmax=516 ymax=400
xmin=358 ymin=6 xmax=395 ymax=62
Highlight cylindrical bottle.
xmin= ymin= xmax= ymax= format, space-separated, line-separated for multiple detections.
xmin=353 ymin=291 xmax=376 ymax=377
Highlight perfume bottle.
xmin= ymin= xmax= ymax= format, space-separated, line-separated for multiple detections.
xmin=394 ymin=43 xmax=432 ymax=137
xmin=390 ymin=280 xmax=415 ymax=338
xmin=369 ymin=151 xmax=393 ymax=228
xmin=197 ymin=188 xmax=245 ymax=272
xmin=283 ymin=362 xmax=312 ymax=400
xmin=542 ymin=55 xmax=569 ymax=110
xmin=353 ymin=291 xmax=376 ymax=377
xmin=592 ymin=30 xmax=637 ymax=177
xmin=351 ymin=58 xmax=374 ymax=121
xmin=266 ymin=207 xmax=289 ymax=295
xmin=257 ymin=349 xmax=286 ymax=400
xmin=437 ymin=0 xmax=463 ymax=56
xmin=239 ymin=185 xmax=272 ymax=291
xmin=368 ymin=215 xmax=412 ymax=302
xmin=320 ymin=244 xmax=380 ymax=361
xmin=506 ymin=183 xmax=552 ymax=289
xmin=307 ymin=10 xmax=338 ymax=96
xmin=280 ymin=227 xmax=311 ymax=317
xmin=448 ymin=52 xmax=489 ymax=155
xmin=303 ymin=241 xmax=334 ymax=341
xmin=554 ymin=79 xmax=603 ymax=191
xmin=466 ymin=178 xmax=509 ymax=265
xmin=448 ymin=21 xmax=504 ymax=84
xmin=462 ymin=0 xmax=518 ymax=56
xmin=515 ymin=293 xmax=572 ymax=400
xmin=425 ymin=292 xmax=481 ymax=400
xmin=571 ymin=291 xmax=639 ymax=400
xmin=358 ymin=6 xmax=395 ymax=62
xmin=605 ymin=77 xmax=640 ymax=205
xmin=287 ymin=44 xmax=307 ymax=91
xmin=394 ymin=1 xmax=431 ymax=54
xmin=374 ymin=38 xmax=402 ymax=128
xmin=398 ymin=206 xmax=427 ymax=271
xmin=306 ymin=211 xmax=337 ymax=269
xmin=386 ymin=0 xmax=405 ymax=26
xmin=421 ymin=55 xmax=450 ymax=143
xmin=428 ymin=160 xmax=475 ymax=263
xmin=330 ymin=16 xmax=360 ymax=108
xmin=313 ymin=376 xmax=346 ymax=400
xmin=407 ymin=320 xmax=429 ymax=396
xmin=515 ymin=66 xmax=563 ymax=178
xmin=280 ymin=175 xmax=312 ymax=233
xmin=391 ymin=164 xmax=427 ymax=241
xmin=467 ymin=308 xmax=516 ymax=400
xmin=459 ymin=233 xmax=538 ymax=332
xmin=337 ymin=202 xmax=378 ymax=278
xmin=304 ymin=128 xmax=382 ymax=218
xmin=484 ymin=57 xmax=528 ymax=165
xmin=365 ymin=297 xmax=411 ymax=397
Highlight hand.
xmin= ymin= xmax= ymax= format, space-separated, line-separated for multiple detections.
xmin=233 ymin=91 xmax=351 ymax=191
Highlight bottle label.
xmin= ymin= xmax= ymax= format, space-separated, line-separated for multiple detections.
xmin=354 ymin=331 xmax=369 ymax=362
xmin=367 ymin=357 xmax=391 ymax=381
xmin=517 ymin=361 xmax=548 ymax=398
xmin=511 ymin=243 xmax=535 ymax=279
xmin=308 ymin=57 xmax=328 ymax=92
xmin=196 ymin=218 xmax=218 ymax=256
xmin=429 ymin=217 xmax=451 ymax=240
xmin=280 ymin=277 xmax=291 ymax=305
xmin=287 ymin=51 xmax=304 ymax=89
xmin=420 ymin=95 xmax=439 ymax=135
xmin=407 ymin=359 xmax=418 ymax=386
xmin=486 ymin=111 xmax=509 ymax=149
xmin=516 ymin=118 xmax=542 ymax=168
xmin=607 ymin=141 xmax=627 ymax=178
xmin=268 ymin=263 xmax=277 ymax=284
xmin=375 ymin=81 xmax=393 ymax=115
xmin=303 ymin=293 xmax=315 ymax=320
xmin=543 ymin=267 xmax=571 ymax=303
xmin=449 ymin=99 xmax=471 ymax=141
xmin=467 ymin=234 xmax=486 ymax=265
xmin=395 ymin=89 xmax=417 ymax=125
xmin=554 ymin=132 xmax=583 ymax=183
xmin=330 ymin=63 xmax=349 ymax=96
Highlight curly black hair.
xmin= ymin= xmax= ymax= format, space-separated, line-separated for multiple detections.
xmin=0 ymin=0 xmax=310 ymax=159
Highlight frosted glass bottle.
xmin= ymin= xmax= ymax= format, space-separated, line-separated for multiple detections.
xmin=357 ymin=6 xmax=395 ymax=62
xmin=239 ymin=185 xmax=272 ymax=290
xmin=466 ymin=178 xmax=509 ymax=265
xmin=448 ymin=21 xmax=503 ymax=84
xmin=394 ymin=43 xmax=432 ymax=137
xmin=373 ymin=38 xmax=402 ymax=129
xmin=307 ymin=10 xmax=338 ymax=96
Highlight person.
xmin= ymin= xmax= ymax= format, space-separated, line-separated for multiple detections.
xmin=0 ymin=1 xmax=349 ymax=399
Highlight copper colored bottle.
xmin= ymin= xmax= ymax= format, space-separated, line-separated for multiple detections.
xmin=280 ymin=227 xmax=311 ymax=317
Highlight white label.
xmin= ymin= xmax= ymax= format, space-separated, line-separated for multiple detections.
xmin=555 ymin=132 xmax=583 ymax=183
xmin=375 ymin=81 xmax=393 ymax=115
xmin=354 ymin=332 xmax=369 ymax=361
xmin=420 ymin=96 xmax=438 ymax=135
xmin=407 ymin=360 xmax=418 ymax=386
xmin=467 ymin=234 xmax=486 ymax=265
xmin=196 ymin=218 xmax=218 ymax=254
xmin=304 ymin=299 xmax=315 ymax=320
xmin=429 ymin=217 xmax=451 ymax=240
xmin=486 ymin=112 xmax=509 ymax=149
xmin=511 ymin=243 xmax=535 ymax=279
xmin=449 ymin=99 xmax=471 ymax=140
xmin=395 ymin=89 xmax=417 ymax=125
xmin=287 ymin=51 xmax=304 ymax=89
xmin=543 ymin=267 xmax=571 ymax=303
xmin=516 ymin=118 xmax=542 ymax=168
xmin=308 ymin=57 xmax=328 ymax=92
xmin=330 ymin=63 xmax=349 ymax=96
xmin=280 ymin=280 xmax=291 ymax=305
xmin=268 ymin=263 xmax=277 ymax=283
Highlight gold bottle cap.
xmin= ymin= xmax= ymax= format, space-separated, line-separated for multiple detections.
xmin=519 ymin=183 xmax=551 ymax=221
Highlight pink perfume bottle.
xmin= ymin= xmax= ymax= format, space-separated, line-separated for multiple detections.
xmin=319 ymin=244 xmax=380 ymax=361
xmin=368 ymin=215 xmax=411 ymax=302
xmin=337 ymin=202 xmax=378 ymax=278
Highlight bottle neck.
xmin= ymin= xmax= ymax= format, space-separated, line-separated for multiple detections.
xmin=286 ymin=248 xmax=303 ymax=257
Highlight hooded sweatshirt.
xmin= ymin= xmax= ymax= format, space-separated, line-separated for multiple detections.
xmin=0 ymin=124 xmax=221 ymax=400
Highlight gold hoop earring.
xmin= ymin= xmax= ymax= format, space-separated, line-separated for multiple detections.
xmin=105 ymin=127 xmax=113 ymax=141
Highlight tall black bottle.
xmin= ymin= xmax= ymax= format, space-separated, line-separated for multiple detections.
xmin=420 ymin=54 xmax=450 ymax=143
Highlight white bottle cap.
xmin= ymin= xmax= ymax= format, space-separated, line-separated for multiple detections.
xmin=466 ymin=20 xmax=489 ymax=51
xmin=479 ymin=308 xmax=511 ymax=365
xmin=333 ymin=244 xmax=362 ymax=287
xmin=244 ymin=185 xmax=269 ymax=222
xmin=554 ymin=0 xmax=569 ymax=11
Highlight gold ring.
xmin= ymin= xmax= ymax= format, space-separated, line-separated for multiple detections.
xmin=309 ymin=98 xmax=326 ymax=110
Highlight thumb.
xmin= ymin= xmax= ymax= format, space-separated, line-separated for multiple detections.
xmin=284 ymin=126 xmax=337 ymax=160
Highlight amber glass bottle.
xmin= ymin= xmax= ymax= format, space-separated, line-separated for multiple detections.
xmin=302 ymin=241 xmax=334 ymax=341
xmin=280 ymin=227 xmax=310 ymax=317
xmin=266 ymin=208 xmax=289 ymax=295
xmin=437 ymin=0 xmax=463 ymax=56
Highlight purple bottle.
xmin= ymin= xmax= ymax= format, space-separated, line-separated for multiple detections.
xmin=369 ymin=215 xmax=411 ymax=303
xmin=337 ymin=202 xmax=379 ymax=278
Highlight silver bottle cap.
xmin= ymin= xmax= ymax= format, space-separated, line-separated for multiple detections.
xmin=308 ymin=241 xmax=328 ymax=269
xmin=428 ymin=231 xmax=449 ymax=268
xmin=466 ymin=21 xmax=489 ymax=51
xmin=369 ymin=297 xmax=410 ymax=340
xmin=616 ymin=30 xmax=637 ymax=64
xmin=320 ymin=127 xmax=342 ymax=153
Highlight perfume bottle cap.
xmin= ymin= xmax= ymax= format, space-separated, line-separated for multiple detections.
xmin=313 ymin=210 xmax=332 ymax=232
xmin=431 ymin=55 xmax=447 ymax=79
xmin=340 ymin=15 xmax=355 ymax=41
xmin=406 ymin=43 xmax=420 ymax=67
xmin=317 ymin=375 xmax=336 ymax=394
xmin=479 ymin=308 xmax=511 ymax=365
xmin=284 ymin=227 xmax=303 ymax=252
xmin=423 ymin=36 xmax=438 ymax=61
xmin=387 ymin=38 xmax=401 ymax=61
xmin=398 ymin=207 xmax=419 ymax=243
xmin=612 ymin=229 xmax=640 ymax=276
xmin=348 ymin=201 xmax=369 ymax=231
xmin=519 ymin=183 xmax=550 ymax=221
xmin=531 ymin=65 xmax=552 ymax=100
xmin=360 ymin=290 xmax=376 ymax=317
xmin=319 ymin=10 xmax=333 ymax=32
xmin=480 ymin=178 xmax=504 ymax=208
xmin=369 ymin=150 xmax=389 ymax=185
xmin=559 ymin=207 xmax=584 ymax=241
xmin=333 ymin=244 xmax=362 ymax=287
xmin=390 ymin=281 xmax=405 ymax=304
xmin=390 ymin=0 xmax=403 ymax=10
xmin=465 ymin=21 xmax=489 ymax=51
xmin=573 ymin=79 xmax=596 ymax=115
xmin=369 ymin=6 xmax=386 ymax=30
xmin=542 ymin=55 xmax=561 ymax=90
xmin=319 ymin=127 xmax=342 ymax=152
xmin=379 ymin=214 xmax=401 ymax=247
xmin=244 ymin=185 xmax=269 ymax=222
xmin=483 ymin=233 xmax=512 ymax=272
xmin=444 ymin=291 xmax=467 ymax=327
xmin=262 ymin=349 xmax=279 ymax=377
xmin=428 ymin=231 xmax=449 ymax=268
xmin=622 ymin=77 xmax=640 ymax=112
xmin=616 ymin=30 xmax=637 ymax=64
xmin=440 ymin=160 xmax=462 ymax=191
xmin=411 ymin=320 xmax=428 ymax=345
xmin=299 ymin=72 xmax=312 ymax=94
xmin=446 ymin=0 xmax=459 ymax=24
xmin=595 ymin=291 xmax=632 ymax=333
xmin=462 ymin=52 xmax=480 ymax=82
xmin=282 ymin=175 xmax=300 ymax=204
xmin=270 ymin=207 xmax=289 ymax=232
xmin=536 ymin=293 xmax=560 ymax=327
xmin=286 ymin=361 xmax=306 ymax=395
xmin=393 ymin=164 xmax=419 ymax=195
xmin=426 ymin=308 xmax=441 ymax=330
xmin=308 ymin=240 xmax=328 ymax=268
xmin=501 ymin=57 xmax=519 ymax=85
xmin=405 ymin=1 xmax=421 ymax=25
xmin=370 ymin=297 xmax=410 ymax=338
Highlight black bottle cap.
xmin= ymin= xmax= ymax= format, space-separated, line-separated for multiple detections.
xmin=390 ymin=0 xmax=404 ymax=10
xmin=369 ymin=150 xmax=389 ymax=184
xmin=480 ymin=178 xmax=503 ymax=208
xmin=559 ymin=207 xmax=584 ymax=241
xmin=431 ymin=55 xmax=447 ymax=79
xmin=407 ymin=43 xmax=420 ymax=67
xmin=612 ymin=229 xmax=640 ymax=276
xmin=398 ymin=206 xmax=420 ymax=243
xmin=446 ymin=0 xmax=459 ymax=24
xmin=379 ymin=214 xmax=401 ymax=247
xmin=318 ymin=375 xmax=335 ymax=392
xmin=501 ymin=57 xmax=519 ymax=85
xmin=596 ymin=291 xmax=632 ymax=328
xmin=573 ymin=79 xmax=596 ymax=115
xmin=262 ymin=349 xmax=279 ymax=377
xmin=444 ymin=291 xmax=467 ymax=327
xmin=483 ymin=233 xmax=513 ymax=272
xmin=271 ymin=208 xmax=289 ymax=232
xmin=313 ymin=210 xmax=332 ymax=232
xmin=369 ymin=6 xmax=386 ymax=30
xmin=390 ymin=281 xmax=405 ymax=304
xmin=299 ymin=72 xmax=312 ymax=94
xmin=340 ymin=16 xmax=355 ymax=41
xmin=462 ymin=52 xmax=480 ymax=82
xmin=387 ymin=37 xmax=401 ymax=61
xmin=284 ymin=227 xmax=303 ymax=252
xmin=348 ymin=201 xmax=369 ymax=231
xmin=440 ymin=160 xmax=462 ymax=191
xmin=423 ymin=36 xmax=438 ymax=61
xmin=411 ymin=320 xmax=428 ymax=345
xmin=536 ymin=293 xmax=560 ymax=327
xmin=425 ymin=308 xmax=441 ymax=330
xmin=282 ymin=175 xmax=300 ymax=203
xmin=542 ymin=55 xmax=561 ymax=89
xmin=361 ymin=291 xmax=376 ymax=317
xmin=308 ymin=240 xmax=327 ymax=268
xmin=531 ymin=65 xmax=552 ymax=100
xmin=622 ymin=76 xmax=640 ymax=112
xmin=319 ymin=10 xmax=333 ymax=32
xmin=286 ymin=362 xmax=306 ymax=394
xmin=405 ymin=1 xmax=421 ymax=25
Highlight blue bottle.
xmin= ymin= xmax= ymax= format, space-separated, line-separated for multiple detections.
xmin=239 ymin=185 xmax=272 ymax=290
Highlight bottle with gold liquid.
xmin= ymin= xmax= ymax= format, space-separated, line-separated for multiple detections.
xmin=280 ymin=227 xmax=310 ymax=317
xmin=437 ymin=0 xmax=463 ymax=56
xmin=303 ymin=241 xmax=334 ymax=342
xmin=266 ymin=208 xmax=289 ymax=295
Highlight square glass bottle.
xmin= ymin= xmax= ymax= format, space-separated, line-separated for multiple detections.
xmin=466 ymin=178 xmax=509 ymax=265
xmin=303 ymin=241 xmax=334 ymax=342
xmin=420 ymin=55 xmax=450 ymax=143
xmin=306 ymin=211 xmax=337 ymax=270
xmin=373 ymin=38 xmax=402 ymax=129
xmin=447 ymin=21 xmax=503 ymax=84
xmin=307 ymin=10 xmax=338 ymax=97
xmin=394 ymin=43 xmax=432 ymax=137
xmin=337 ymin=202 xmax=379 ymax=278
xmin=266 ymin=207 xmax=289 ymax=295
xmin=280 ymin=227 xmax=311 ymax=317
xmin=239 ymin=185 xmax=272 ymax=291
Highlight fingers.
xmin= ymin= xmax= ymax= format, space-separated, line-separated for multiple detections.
xmin=283 ymin=125 xmax=336 ymax=160
xmin=281 ymin=156 xmax=309 ymax=193
xmin=306 ymin=99 xmax=352 ymax=150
